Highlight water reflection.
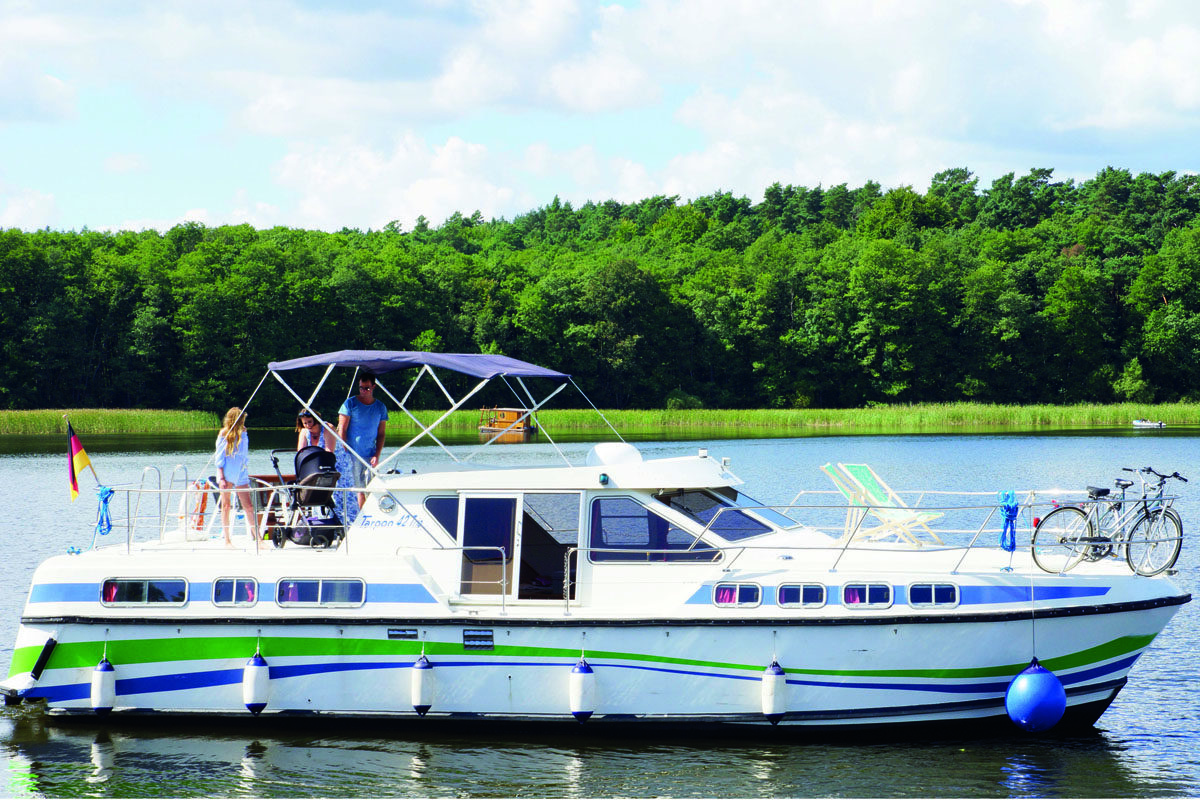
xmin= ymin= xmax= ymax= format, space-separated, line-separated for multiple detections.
xmin=87 ymin=731 xmax=114 ymax=784
xmin=0 ymin=716 xmax=1185 ymax=798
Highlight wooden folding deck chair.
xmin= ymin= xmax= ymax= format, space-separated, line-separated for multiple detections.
xmin=820 ymin=462 xmax=943 ymax=545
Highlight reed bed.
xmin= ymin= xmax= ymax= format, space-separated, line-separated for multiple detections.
xmin=398 ymin=402 xmax=1199 ymax=433
xmin=1 ymin=403 xmax=1194 ymax=437
xmin=0 ymin=409 xmax=219 ymax=435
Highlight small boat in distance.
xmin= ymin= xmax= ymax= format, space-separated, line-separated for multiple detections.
xmin=479 ymin=406 xmax=538 ymax=443
xmin=1132 ymin=419 xmax=1166 ymax=429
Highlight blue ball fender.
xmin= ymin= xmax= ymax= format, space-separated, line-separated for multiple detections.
xmin=1005 ymin=658 xmax=1066 ymax=732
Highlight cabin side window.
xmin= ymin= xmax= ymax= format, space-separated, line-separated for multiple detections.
xmin=213 ymin=578 xmax=258 ymax=606
xmin=713 ymin=582 xmax=761 ymax=607
xmin=277 ymin=579 xmax=365 ymax=607
xmin=425 ymin=496 xmax=459 ymax=539
xmin=101 ymin=579 xmax=187 ymax=606
xmin=519 ymin=492 xmax=581 ymax=601
xmin=842 ymin=583 xmax=892 ymax=608
xmin=778 ymin=583 xmax=826 ymax=608
xmin=588 ymin=497 xmax=720 ymax=563
xmin=654 ymin=490 xmax=772 ymax=542
xmin=908 ymin=583 xmax=958 ymax=608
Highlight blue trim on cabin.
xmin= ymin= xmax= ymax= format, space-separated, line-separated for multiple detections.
xmin=687 ymin=582 xmax=1112 ymax=608
xmin=29 ymin=583 xmax=97 ymax=603
xmin=960 ymin=585 xmax=1110 ymax=603
xmin=28 ymin=581 xmax=436 ymax=605
xmin=365 ymin=583 xmax=437 ymax=603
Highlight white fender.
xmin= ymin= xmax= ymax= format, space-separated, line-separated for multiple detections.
xmin=568 ymin=658 xmax=596 ymax=722
xmin=242 ymin=653 xmax=270 ymax=715
xmin=91 ymin=658 xmax=116 ymax=715
xmin=411 ymin=655 xmax=435 ymax=716
xmin=761 ymin=661 xmax=786 ymax=724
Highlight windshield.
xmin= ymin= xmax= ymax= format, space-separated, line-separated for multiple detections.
xmin=654 ymin=489 xmax=792 ymax=542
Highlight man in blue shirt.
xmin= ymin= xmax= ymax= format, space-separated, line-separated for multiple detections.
xmin=337 ymin=372 xmax=388 ymax=509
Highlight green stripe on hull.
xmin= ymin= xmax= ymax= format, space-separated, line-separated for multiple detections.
xmin=9 ymin=630 xmax=1155 ymax=681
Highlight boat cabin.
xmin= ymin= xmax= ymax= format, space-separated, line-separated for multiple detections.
xmin=478 ymin=406 xmax=538 ymax=442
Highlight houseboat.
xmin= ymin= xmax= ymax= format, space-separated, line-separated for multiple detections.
xmin=1 ymin=351 xmax=1189 ymax=734
xmin=478 ymin=406 xmax=538 ymax=443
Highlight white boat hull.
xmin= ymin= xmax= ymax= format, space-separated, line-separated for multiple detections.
xmin=8 ymin=597 xmax=1182 ymax=731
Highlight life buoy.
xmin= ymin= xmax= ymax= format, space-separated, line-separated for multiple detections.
xmin=188 ymin=479 xmax=209 ymax=530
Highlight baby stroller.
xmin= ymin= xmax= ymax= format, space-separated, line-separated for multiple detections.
xmin=267 ymin=445 xmax=345 ymax=548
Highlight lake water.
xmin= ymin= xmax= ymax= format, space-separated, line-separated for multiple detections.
xmin=2 ymin=429 xmax=1198 ymax=798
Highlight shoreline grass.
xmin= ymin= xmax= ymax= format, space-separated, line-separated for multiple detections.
xmin=399 ymin=402 xmax=1197 ymax=433
xmin=0 ymin=409 xmax=219 ymax=435
xmin=0 ymin=403 xmax=1194 ymax=436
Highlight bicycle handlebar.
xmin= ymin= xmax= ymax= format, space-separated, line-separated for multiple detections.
xmin=1122 ymin=466 xmax=1188 ymax=484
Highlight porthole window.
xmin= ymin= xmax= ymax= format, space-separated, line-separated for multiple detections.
xmin=842 ymin=582 xmax=892 ymax=608
xmin=778 ymin=583 xmax=826 ymax=608
xmin=213 ymin=578 xmax=258 ymax=607
xmin=277 ymin=578 xmax=365 ymax=607
xmin=908 ymin=582 xmax=958 ymax=608
xmin=713 ymin=582 xmax=761 ymax=607
xmin=101 ymin=579 xmax=187 ymax=606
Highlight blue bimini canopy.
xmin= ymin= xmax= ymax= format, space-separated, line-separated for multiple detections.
xmin=268 ymin=350 xmax=569 ymax=381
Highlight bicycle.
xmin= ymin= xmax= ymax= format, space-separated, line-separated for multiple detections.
xmin=1032 ymin=467 xmax=1186 ymax=576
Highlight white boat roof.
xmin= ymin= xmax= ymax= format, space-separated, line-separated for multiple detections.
xmin=379 ymin=445 xmax=742 ymax=492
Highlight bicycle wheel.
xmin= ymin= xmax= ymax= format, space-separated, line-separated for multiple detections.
xmin=1032 ymin=506 xmax=1092 ymax=573
xmin=1125 ymin=508 xmax=1183 ymax=576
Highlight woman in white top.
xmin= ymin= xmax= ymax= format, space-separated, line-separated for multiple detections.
xmin=215 ymin=406 xmax=260 ymax=546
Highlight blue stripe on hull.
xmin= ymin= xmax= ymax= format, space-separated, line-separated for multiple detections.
xmin=23 ymin=651 xmax=1141 ymax=705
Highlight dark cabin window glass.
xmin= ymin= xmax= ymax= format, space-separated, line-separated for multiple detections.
xmin=425 ymin=496 xmax=459 ymax=539
xmin=590 ymin=497 xmax=718 ymax=562
xmin=320 ymin=580 xmax=364 ymax=604
xmin=655 ymin=491 xmax=771 ymax=542
xmin=462 ymin=497 xmax=516 ymax=563
xmin=147 ymin=580 xmax=187 ymax=603
xmin=843 ymin=583 xmax=891 ymax=607
xmin=101 ymin=579 xmax=186 ymax=605
xmin=911 ymin=583 xmax=958 ymax=606
xmin=780 ymin=583 xmax=826 ymax=607
xmin=214 ymin=578 xmax=257 ymax=606
xmin=277 ymin=579 xmax=320 ymax=604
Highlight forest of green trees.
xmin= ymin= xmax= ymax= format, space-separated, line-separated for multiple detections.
xmin=3 ymin=166 xmax=1200 ymax=418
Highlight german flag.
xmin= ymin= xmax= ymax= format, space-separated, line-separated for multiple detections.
xmin=67 ymin=421 xmax=92 ymax=501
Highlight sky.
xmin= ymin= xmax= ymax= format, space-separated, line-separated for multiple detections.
xmin=2 ymin=0 xmax=1199 ymax=233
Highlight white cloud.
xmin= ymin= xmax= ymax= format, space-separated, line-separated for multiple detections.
xmin=430 ymin=45 xmax=520 ymax=112
xmin=0 ymin=186 xmax=57 ymax=228
xmin=5 ymin=0 xmax=1200 ymax=232
xmin=0 ymin=63 xmax=74 ymax=123
xmin=273 ymin=132 xmax=520 ymax=230
xmin=103 ymin=154 xmax=148 ymax=174
xmin=546 ymin=50 xmax=654 ymax=113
